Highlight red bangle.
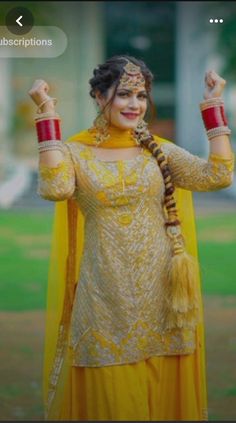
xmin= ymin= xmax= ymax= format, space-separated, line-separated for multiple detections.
xmin=35 ymin=119 xmax=61 ymax=142
xmin=220 ymin=105 xmax=228 ymax=126
xmin=201 ymin=106 xmax=227 ymax=131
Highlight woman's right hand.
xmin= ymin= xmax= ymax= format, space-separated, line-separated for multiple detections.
xmin=28 ymin=79 xmax=56 ymax=112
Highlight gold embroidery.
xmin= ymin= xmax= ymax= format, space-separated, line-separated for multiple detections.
xmin=118 ymin=214 xmax=133 ymax=225
xmin=70 ymin=321 xmax=195 ymax=367
xmin=162 ymin=143 xmax=234 ymax=191
xmin=38 ymin=140 xmax=234 ymax=367
xmin=96 ymin=191 xmax=110 ymax=205
xmin=65 ymin=142 xmax=197 ymax=366
xmin=39 ymin=161 xmax=67 ymax=180
xmin=209 ymin=152 xmax=235 ymax=174
xmin=79 ymin=148 xmax=94 ymax=160
xmin=37 ymin=143 xmax=75 ymax=200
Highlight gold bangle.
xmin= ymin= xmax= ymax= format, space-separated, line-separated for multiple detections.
xmin=36 ymin=97 xmax=57 ymax=114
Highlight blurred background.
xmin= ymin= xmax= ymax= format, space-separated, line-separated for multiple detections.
xmin=0 ymin=1 xmax=235 ymax=420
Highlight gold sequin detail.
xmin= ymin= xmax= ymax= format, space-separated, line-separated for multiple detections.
xmin=118 ymin=214 xmax=133 ymax=225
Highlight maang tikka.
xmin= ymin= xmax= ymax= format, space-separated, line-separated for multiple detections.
xmin=119 ymin=59 xmax=146 ymax=92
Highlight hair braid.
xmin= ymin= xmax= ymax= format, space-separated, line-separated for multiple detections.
xmin=140 ymin=135 xmax=181 ymax=230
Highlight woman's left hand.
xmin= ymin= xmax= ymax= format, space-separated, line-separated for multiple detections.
xmin=204 ymin=70 xmax=226 ymax=99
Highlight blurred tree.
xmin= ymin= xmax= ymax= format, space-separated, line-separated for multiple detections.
xmin=105 ymin=1 xmax=176 ymax=82
xmin=0 ymin=1 xmax=60 ymax=143
xmin=216 ymin=4 xmax=236 ymax=80
xmin=203 ymin=1 xmax=236 ymax=80
xmin=105 ymin=1 xmax=176 ymax=120
xmin=0 ymin=1 xmax=56 ymax=26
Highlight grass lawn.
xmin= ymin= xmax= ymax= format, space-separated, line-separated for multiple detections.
xmin=196 ymin=213 xmax=236 ymax=296
xmin=0 ymin=210 xmax=53 ymax=311
xmin=0 ymin=209 xmax=235 ymax=311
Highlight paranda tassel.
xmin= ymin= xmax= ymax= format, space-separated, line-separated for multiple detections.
xmin=165 ymin=226 xmax=201 ymax=330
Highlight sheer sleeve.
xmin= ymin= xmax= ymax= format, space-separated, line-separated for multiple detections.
xmin=37 ymin=143 xmax=76 ymax=201
xmin=161 ymin=142 xmax=234 ymax=192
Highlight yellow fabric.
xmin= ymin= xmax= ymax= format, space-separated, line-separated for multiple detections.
xmin=59 ymin=355 xmax=207 ymax=420
xmin=43 ymin=128 xmax=208 ymax=420
xmin=67 ymin=126 xmax=140 ymax=148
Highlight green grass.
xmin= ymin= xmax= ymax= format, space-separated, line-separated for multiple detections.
xmin=196 ymin=213 xmax=236 ymax=295
xmin=0 ymin=209 xmax=54 ymax=311
xmin=0 ymin=210 xmax=235 ymax=311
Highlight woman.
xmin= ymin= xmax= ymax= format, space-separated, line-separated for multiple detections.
xmin=29 ymin=55 xmax=234 ymax=421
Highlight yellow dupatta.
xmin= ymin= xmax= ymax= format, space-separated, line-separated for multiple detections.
xmin=43 ymin=130 xmax=208 ymax=419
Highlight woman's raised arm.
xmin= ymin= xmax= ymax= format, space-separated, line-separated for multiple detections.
xmin=201 ymin=70 xmax=232 ymax=159
xmin=28 ymin=79 xmax=76 ymax=201
xmin=28 ymin=79 xmax=64 ymax=166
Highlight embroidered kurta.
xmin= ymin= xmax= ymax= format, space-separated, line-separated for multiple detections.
xmin=38 ymin=138 xmax=234 ymax=367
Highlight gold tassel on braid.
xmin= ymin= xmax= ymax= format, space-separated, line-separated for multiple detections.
xmin=134 ymin=120 xmax=200 ymax=331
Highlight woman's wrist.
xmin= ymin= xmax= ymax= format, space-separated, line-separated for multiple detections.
xmin=199 ymin=97 xmax=231 ymax=140
xmin=203 ymin=94 xmax=222 ymax=101
xmin=40 ymin=101 xmax=56 ymax=113
xmin=34 ymin=100 xmax=62 ymax=153
xmin=36 ymin=97 xmax=57 ymax=114
xmin=200 ymin=96 xmax=223 ymax=107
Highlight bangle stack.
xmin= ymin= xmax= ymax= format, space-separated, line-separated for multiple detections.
xmin=200 ymin=97 xmax=231 ymax=140
xmin=34 ymin=98 xmax=64 ymax=153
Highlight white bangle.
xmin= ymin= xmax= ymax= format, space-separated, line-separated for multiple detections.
xmin=38 ymin=140 xmax=63 ymax=153
xmin=199 ymin=97 xmax=224 ymax=111
xmin=35 ymin=111 xmax=60 ymax=121
xmin=206 ymin=126 xmax=231 ymax=140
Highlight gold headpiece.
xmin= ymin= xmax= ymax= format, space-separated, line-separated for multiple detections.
xmin=119 ymin=59 xmax=146 ymax=92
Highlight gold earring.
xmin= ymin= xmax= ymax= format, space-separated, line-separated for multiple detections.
xmin=133 ymin=118 xmax=151 ymax=145
xmin=92 ymin=113 xmax=110 ymax=146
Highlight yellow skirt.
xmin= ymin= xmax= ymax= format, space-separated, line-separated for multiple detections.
xmin=59 ymin=354 xmax=208 ymax=421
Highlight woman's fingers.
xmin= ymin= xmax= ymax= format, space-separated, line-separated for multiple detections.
xmin=205 ymin=70 xmax=226 ymax=88
xmin=28 ymin=79 xmax=49 ymax=96
xmin=203 ymin=70 xmax=226 ymax=99
xmin=28 ymin=79 xmax=51 ymax=106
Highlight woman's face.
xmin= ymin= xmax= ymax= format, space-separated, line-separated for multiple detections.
xmin=97 ymin=83 xmax=148 ymax=130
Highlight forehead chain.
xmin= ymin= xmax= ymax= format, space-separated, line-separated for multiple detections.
xmin=119 ymin=59 xmax=146 ymax=91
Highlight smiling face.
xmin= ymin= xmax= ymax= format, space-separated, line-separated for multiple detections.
xmin=96 ymin=83 xmax=148 ymax=130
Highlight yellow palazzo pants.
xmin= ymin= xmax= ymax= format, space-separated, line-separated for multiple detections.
xmin=59 ymin=354 xmax=207 ymax=421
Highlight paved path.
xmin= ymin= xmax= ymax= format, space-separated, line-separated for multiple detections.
xmin=193 ymin=191 xmax=236 ymax=217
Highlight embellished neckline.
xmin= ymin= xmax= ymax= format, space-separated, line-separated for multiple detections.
xmin=89 ymin=145 xmax=144 ymax=163
xmin=88 ymin=125 xmax=139 ymax=148
xmin=77 ymin=142 xmax=151 ymax=163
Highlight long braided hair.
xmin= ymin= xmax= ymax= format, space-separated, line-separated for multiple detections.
xmin=89 ymin=55 xmax=181 ymax=238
